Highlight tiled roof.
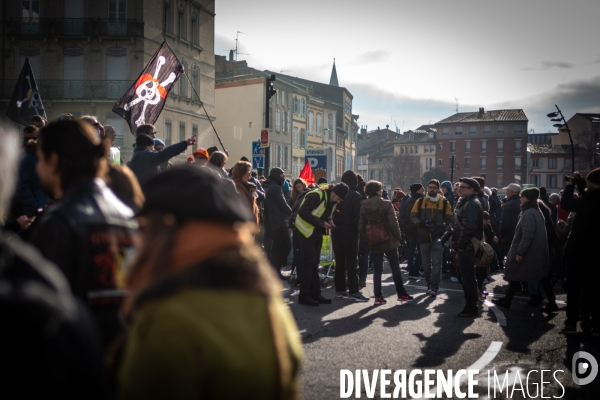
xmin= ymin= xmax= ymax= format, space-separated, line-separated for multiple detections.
xmin=527 ymin=144 xmax=571 ymax=154
xmin=436 ymin=109 xmax=528 ymax=124
xmin=389 ymin=132 xmax=435 ymax=144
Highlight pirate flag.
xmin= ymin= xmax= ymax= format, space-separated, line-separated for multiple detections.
xmin=6 ymin=58 xmax=46 ymax=126
xmin=113 ymin=41 xmax=182 ymax=134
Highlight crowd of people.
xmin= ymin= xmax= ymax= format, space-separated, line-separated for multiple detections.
xmin=1 ymin=113 xmax=599 ymax=397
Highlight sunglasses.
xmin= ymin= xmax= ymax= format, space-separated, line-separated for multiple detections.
xmin=459 ymin=185 xmax=471 ymax=189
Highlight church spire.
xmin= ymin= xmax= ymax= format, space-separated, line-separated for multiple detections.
xmin=329 ymin=58 xmax=339 ymax=87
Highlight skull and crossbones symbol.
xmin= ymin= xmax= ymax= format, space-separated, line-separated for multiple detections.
xmin=124 ymin=56 xmax=177 ymax=127
xmin=16 ymin=75 xmax=44 ymax=115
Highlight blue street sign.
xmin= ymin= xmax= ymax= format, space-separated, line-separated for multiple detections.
xmin=253 ymin=156 xmax=264 ymax=169
xmin=252 ymin=141 xmax=265 ymax=156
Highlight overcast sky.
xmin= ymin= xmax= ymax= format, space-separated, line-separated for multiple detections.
xmin=214 ymin=0 xmax=600 ymax=133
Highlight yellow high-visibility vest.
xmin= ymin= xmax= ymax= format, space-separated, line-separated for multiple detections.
xmin=294 ymin=188 xmax=336 ymax=238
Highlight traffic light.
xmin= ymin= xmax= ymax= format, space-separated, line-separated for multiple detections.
xmin=266 ymin=74 xmax=276 ymax=100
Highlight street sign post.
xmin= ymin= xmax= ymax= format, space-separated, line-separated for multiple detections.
xmin=252 ymin=141 xmax=265 ymax=173
xmin=261 ymin=129 xmax=269 ymax=148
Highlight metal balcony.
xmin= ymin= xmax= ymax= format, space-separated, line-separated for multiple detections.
xmin=1 ymin=80 xmax=133 ymax=101
xmin=4 ymin=18 xmax=143 ymax=37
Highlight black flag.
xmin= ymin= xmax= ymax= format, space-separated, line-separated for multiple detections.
xmin=6 ymin=58 xmax=46 ymax=126
xmin=112 ymin=41 xmax=182 ymax=134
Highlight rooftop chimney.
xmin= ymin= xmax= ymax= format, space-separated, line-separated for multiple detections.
xmin=229 ymin=50 xmax=234 ymax=62
xmin=478 ymin=107 xmax=484 ymax=119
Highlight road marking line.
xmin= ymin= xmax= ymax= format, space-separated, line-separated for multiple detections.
xmin=411 ymin=341 xmax=503 ymax=399
xmin=483 ymin=300 xmax=507 ymax=326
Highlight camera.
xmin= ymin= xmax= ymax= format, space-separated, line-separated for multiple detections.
xmin=564 ymin=175 xmax=571 ymax=182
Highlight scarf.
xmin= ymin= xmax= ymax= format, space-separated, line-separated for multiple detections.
xmin=426 ymin=194 xmax=440 ymax=202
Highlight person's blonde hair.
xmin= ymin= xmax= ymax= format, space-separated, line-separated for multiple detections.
xmin=232 ymin=161 xmax=252 ymax=180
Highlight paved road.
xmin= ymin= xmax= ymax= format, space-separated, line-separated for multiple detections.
xmin=284 ymin=263 xmax=600 ymax=399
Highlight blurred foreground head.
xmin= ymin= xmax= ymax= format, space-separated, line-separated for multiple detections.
xmin=36 ymin=120 xmax=108 ymax=197
xmin=0 ymin=127 xmax=20 ymax=220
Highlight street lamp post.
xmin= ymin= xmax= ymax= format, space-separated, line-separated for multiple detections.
xmin=547 ymin=104 xmax=574 ymax=174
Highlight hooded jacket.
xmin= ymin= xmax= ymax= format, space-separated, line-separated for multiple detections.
xmin=331 ymin=174 xmax=362 ymax=240
xmin=358 ymin=195 xmax=401 ymax=254
xmin=263 ymin=169 xmax=292 ymax=231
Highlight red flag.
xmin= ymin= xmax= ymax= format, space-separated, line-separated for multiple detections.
xmin=299 ymin=160 xmax=315 ymax=184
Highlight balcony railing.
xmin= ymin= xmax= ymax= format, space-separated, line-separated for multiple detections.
xmin=1 ymin=80 xmax=133 ymax=100
xmin=4 ymin=18 xmax=143 ymax=37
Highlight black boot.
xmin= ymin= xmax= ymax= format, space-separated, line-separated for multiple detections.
xmin=528 ymin=294 xmax=543 ymax=306
xmin=492 ymin=297 xmax=512 ymax=309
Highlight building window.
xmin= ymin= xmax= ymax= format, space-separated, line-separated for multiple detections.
xmin=515 ymin=139 xmax=522 ymax=152
xmin=442 ymin=127 xmax=449 ymax=136
xmin=514 ymin=174 xmax=522 ymax=184
xmin=191 ymin=10 xmax=199 ymax=46
xmin=424 ymin=145 xmax=428 ymax=153
xmin=548 ymin=175 xmax=557 ymax=188
xmin=293 ymin=127 xmax=298 ymax=147
xmin=275 ymin=109 xmax=281 ymax=131
xmin=316 ymin=114 xmax=322 ymax=137
xmin=549 ymin=158 xmax=557 ymax=169
xmin=308 ymin=112 xmax=314 ymax=135
xmin=415 ymin=146 xmax=419 ymax=154
xmin=481 ymin=157 xmax=487 ymax=169
xmin=497 ymin=174 xmax=503 ymax=186
xmin=293 ymin=97 xmax=299 ymax=114
xmin=531 ymin=158 xmax=543 ymax=168
xmin=191 ymin=124 xmax=198 ymax=152
xmin=109 ymin=0 xmax=126 ymax=19
xmin=165 ymin=118 xmax=172 ymax=145
xmin=531 ymin=175 xmax=540 ymax=186
xmin=483 ymin=125 xmax=491 ymax=134
xmin=565 ymin=158 xmax=572 ymax=168
xmin=439 ymin=142 xmax=442 ymax=150
xmin=450 ymin=141 xmax=455 ymax=152
xmin=465 ymin=157 xmax=471 ymax=169
xmin=465 ymin=140 xmax=471 ymax=153
xmin=284 ymin=146 xmax=289 ymax=170
xmin=301 ymin=99 xmax=307 ymax=116
xmin=438 ymin=159 xmax=442 ymax=166
xmin=179 ymin=121 xmax=185 ymax=142
xmin=497 ymin=156 xmax=503 ymax=169
xmin=163 ymin=1 xmax=172 ymax=33
xmin=514 ymin=125 xmax=523 ymax=134
xmin=497 ymin=139 xmax=504 ymax=152
xmin=281 ymin=90 xmax=286 ymax=107
xmin=455 ymin=126 xmax=463 ymax=135
xmin=497 ymin=125 xmax=504 ymax=134
xmin=177 ymin=5 xmax=186 ymax=40
xmin=301 ymin=129 xmax=307 ymax=149
xmin=515 ymin=156 xmax=522 ymax=168
xmin=481 ymin=140 xmax=487 ymax=152
xmin=469 ymin=125 xmax=477 ymax=135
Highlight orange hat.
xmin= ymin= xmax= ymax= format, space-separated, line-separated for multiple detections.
xmin=186 ymin=156 xmax=194 ymax=163
xmin=193 ymin=148 xmax=209 ymax=159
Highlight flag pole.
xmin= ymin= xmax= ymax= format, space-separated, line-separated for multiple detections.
xmin=183 ymin=72 xmax=227 ymax=155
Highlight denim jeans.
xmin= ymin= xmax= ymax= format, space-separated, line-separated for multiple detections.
xmin=457 ymin=250 xmax=478 ymax=310
xmin=371 ymin=249 xmax=407 ymax=298
xmin=442 ymin=247 xmax=452 ymax=273
xmin=358 ymin=234 xmax=370 ymax=281
xmin=420 ymin=240 xmax=443 ymax=289
xmin=407 ymin=237 xmax=422 ymax=276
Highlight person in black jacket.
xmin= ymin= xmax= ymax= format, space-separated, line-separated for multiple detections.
xmin=263 ymin=168 xmax=292 ymax=278
xmin=14 ymin=136 xmax=48 ymax=218
xmin=400 ymin=183 xmax=424 ymax=278
xmin=295 ymin=183 xmax=347 ymax=306
xmin=499 ymin=183 xmax=522 ymax=258
xmin=128 ymin=133 xmax=195 ymax=183
xmin=451 ymin=178 xmax=484 ymax=317
xmin=32 ymin=120 xmax=139 ymax=350
xmin=560 ymin=169 xmax=600 ymax=334
xmin=332 ymin=171 xmax=367 ymax=302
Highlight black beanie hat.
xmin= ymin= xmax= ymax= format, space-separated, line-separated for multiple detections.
xmin=317 ymin=177 xmax=328 ymax=185
xmin=587 ymin=168 xmax=600 ymax=184
xmin=409 ymin=183 xmax=423 ymax=193
xmin=521 ymin=187 xmax=540 ymax=202
xmin=341 ymin=170 xmax=358 ymax=187
xmin=459 ymin=177 xmax=481 ymax=192
xmin=269 ymin=167 xmax=285 ymax=186
xmin=332 ymin=182 xmax=349 ymax=200
xmin=138 ymin=165 xmax=254 ymax=224
xmin=136 ymin=133 xmax=154 ymax=147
